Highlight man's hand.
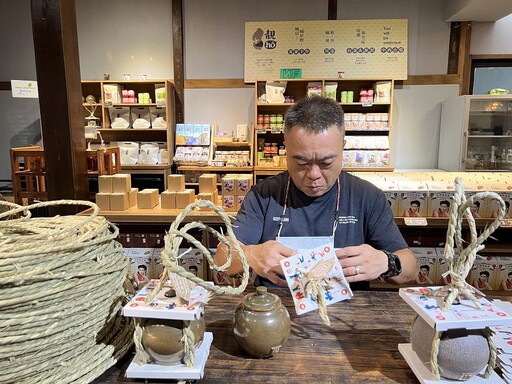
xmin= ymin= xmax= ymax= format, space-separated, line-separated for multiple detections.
xmin=336 ymin=244 xmax=388 ymax=283
xmin=245 ymin=240 xmax=296 ymax=287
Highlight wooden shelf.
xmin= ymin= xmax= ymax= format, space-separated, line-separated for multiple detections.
xmin=178 ymin=166 xmax=253 ymax=172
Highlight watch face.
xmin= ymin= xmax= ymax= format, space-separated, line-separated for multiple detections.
xmin=393 ymin=253 xmax=402 ymax=273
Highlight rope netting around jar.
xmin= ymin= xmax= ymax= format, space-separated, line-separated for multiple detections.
xmin=0 ymin=199 xmax=134 ymax=384
xmin=426 ymin=178 xmax=506 ymax=381
xmin=133 ymin=199 xmax=251 ymax=372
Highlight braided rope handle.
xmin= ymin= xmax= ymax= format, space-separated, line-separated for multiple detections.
xmin=443 ymin=178 xmax=506 ymax=310
xmin=147 ymin=199 xmax=251 ymax=302
xmin=428 ymin=177 xmax=505 ymax=380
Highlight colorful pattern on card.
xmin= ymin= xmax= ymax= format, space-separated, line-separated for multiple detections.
xmin=280 ymin=243 xmax=352 ymax=316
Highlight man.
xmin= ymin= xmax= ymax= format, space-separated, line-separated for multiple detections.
xmin=215 ymin=96 xmax=416 ymax=289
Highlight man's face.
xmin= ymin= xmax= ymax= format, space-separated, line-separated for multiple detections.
xmin=285 ymin=125 xmax=344 ymax=197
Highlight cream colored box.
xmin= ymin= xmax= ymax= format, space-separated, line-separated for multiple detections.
xmin=237 ymin=195 xmax=245 ymax=210
xmin=95 ymin=193 xmax=110 ymax=211
xmin=426 ymin=181 xmax=455 ymax=218
xmin=467 ymin=256 xmax=498 ymax=292
xmin=197 ymin=191 xmax=217 ymax=204
xmin=370 ymin=178 xmax=400 ymax=217
xmin=410 ymin=247 xmax=438 ymax=286
xmin=98 ymin=175 xmax=113 ymax=193
xmin=110 ymin=192 xmax=130 ymax=211
xmin=112 ymin=173 xmax=132 ymax=193
xmin=222 ymin=176 xmax=236 ymax=195
xmin=397 ymin=180 xmax=429 ymax=218
xmin=199 ymin=174 xmax=217 ymax=194
xmin=137 ymin=189 xmax=159 ymax=209
xmin=176 ymin=189 xmax=195 ymax=209
xmin=236 ymin=175 xmax=252 ymax=195
xmin=129 ymin=188 xmax=138 ymax=207
xmin=161 ymin=191 xmax=177 ymax=209
xmin=464 ymin=180 xmax=489 ymax=219
xmin=167 ymin=174 xmax=185 ymax=192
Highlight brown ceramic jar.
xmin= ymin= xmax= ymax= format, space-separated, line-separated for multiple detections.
xmin=233 ymin=286 xmax=291 ymax=358
xmin=141 ymin=316 xmax=205 ymax=366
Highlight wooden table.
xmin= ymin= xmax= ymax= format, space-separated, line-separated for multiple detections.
xmin=93 ymin=289 xmax=422 ymax=383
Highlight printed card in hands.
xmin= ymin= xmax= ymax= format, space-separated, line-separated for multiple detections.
xmin=279 ymin=243 xmax=352 ymax=316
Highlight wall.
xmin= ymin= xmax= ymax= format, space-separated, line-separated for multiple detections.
xmin=0 ymin=0 xmax=510 ymax=181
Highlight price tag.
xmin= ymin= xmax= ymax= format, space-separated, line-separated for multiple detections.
xmin=501 ymin=219 xmax=512 ymax=228
xmin=404 ymin=217 xmax=428 ymax=226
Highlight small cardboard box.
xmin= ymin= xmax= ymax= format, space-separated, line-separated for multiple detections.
xmin=397 ymin=180 xmax=429 ymax=218
xmin=237 ymin=195 xmax=245 ymax=210
xmin=129 ymin=188 xmax=138 ymax=207
xmin=236 ymin=175 xmax=252 ymax=195
xmin=151 ymin=248 xmax=164 ymax=279
xmin=176 ymin=189 xmax=195 ymax=209
xmin=426 ymin=180 xmax=455 ymax=218
xmin=98 ymin=175 xmax=113 ymax=193
xmin=495 ymin=256 xmax=512 ymax=291
xmin=112 ymin=173 xmax=132 ymax=193
xmin=95 ymin=192 xmax=110 ymax=211
xmin=222 ymin=194 xmax=236 ymax=211
xmin=167 ymin=174 xmax=185 ymax=192
xmin=178 ymin=248 xmax=205 ymax=279
xmin=199 ymin=174 xmax=217 ymax=194
xmin=221 ymin=176 xmax=236 ymax=195
xmin=127 ymin=247 xmax=152 ymax=290
xmin=197 ymin=191 xmax=218 ymax=207
xmin=371 ymin=178 xmax=400 ymax=217
xmin=110 ymin=192 xmax=130 ymax=211
xmin=467 ymin=256 xmax=498 ymax=292
xmin=160 ymin=191 xmax=176 ymax=209
xmin=409 ymin=247 xmax=438 ymax=286
xmin=137 ymin=189 xmax=159 ymax=209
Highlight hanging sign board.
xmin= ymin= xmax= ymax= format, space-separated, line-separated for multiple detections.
xmin=244 ymin=19 xmax=408 ymax=82
xmin=11 ymin=80 xmax=39 ymax=98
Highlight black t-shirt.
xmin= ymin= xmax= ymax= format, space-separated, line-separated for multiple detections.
xmin=232 ymin=171 xmax=408 ymax=289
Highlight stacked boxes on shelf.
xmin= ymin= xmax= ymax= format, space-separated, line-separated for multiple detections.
xmin=197 ymin=174 xmax=218 ymax=206
xmin=95 ymin=173 xmax=138 ymax=211
xmin=137 ymin=188 xmax=159 ymax=209
xmin=221 ymin=174 xmax=252 ymax=212
xmin=161 ymin=174 xmax=195 ymax=209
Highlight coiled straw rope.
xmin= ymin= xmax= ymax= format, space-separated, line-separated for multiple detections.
xmin=427 ymin=178 xmax=506 ymax=381
xmin=133 ymin=199 xmax=250 ymax=376
xmin=0 ymin=199 xmax=134 ymax=384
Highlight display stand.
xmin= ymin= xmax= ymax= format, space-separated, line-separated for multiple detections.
xmin=122 ymin=281 xmax=212 ymax=380
xmin=121 ymin=199 xmax=251 ymax=382
xmin=399 ymin=177 xmax=510 ymax=383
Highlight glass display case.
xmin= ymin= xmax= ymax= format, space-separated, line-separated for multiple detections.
xmin=438 ymin=95 xmax=512 ymax=171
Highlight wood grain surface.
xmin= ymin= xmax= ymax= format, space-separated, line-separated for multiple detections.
xmin=93 ymin=289 xmax=422 ymax=383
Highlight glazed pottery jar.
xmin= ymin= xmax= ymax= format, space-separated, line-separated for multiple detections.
xmin=410 ymin=315 xmax=489 ymax=380
xmin=233 ymin=286 xmax=291 ymax=358
xmin=141 ymin=316 xmax=205 ymax=366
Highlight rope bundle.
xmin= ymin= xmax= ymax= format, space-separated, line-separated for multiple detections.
xmin=0 ymin=200 xmax=134 ymax=384
xmin=427 ymin=178 xmax=506 ymax=381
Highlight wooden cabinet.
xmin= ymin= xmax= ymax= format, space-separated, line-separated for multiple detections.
xmin=253 ymin=79 xmax=395 ymax=179
xmin=81 ymin=80 xmax=176 ymax=191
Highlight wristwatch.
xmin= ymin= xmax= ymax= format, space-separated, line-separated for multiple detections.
xmin=379 ymin=250 xmax=402 ymax=280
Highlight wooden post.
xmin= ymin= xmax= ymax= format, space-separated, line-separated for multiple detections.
xmin=172 ymin=0 xmax=184 ymax=123
xmin=30 ymin=0 xmax=88 ymax=206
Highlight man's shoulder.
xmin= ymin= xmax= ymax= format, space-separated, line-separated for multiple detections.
xmin=342 ymin=172 xmax=382 ymax=193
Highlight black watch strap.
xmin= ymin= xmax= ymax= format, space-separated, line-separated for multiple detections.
xmin=379 ymin=250 xmax=402 ymax=280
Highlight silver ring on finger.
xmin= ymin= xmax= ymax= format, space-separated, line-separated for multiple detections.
xmin=355 ymin=266 xmax=361 ymax=275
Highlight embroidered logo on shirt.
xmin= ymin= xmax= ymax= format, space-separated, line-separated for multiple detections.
xmin=338 ymin=216 xmax=358 ymax=224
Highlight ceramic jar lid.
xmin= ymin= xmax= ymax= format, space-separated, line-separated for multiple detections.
xmin=242 ymin=286 xmax=281 ymax=312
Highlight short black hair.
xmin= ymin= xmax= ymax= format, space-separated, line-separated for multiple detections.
xmin=137 ymin=264 xmax=147 ymax=270
xmin=480 ymin=270 xmax=489 ymax=277
xmin=284 ymin=95 xmax=344 ymax=136
xmin=411 ymin=200 xmax=421 ymax=206
xmin=420 ymin=265 xmax=430 ymax=271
